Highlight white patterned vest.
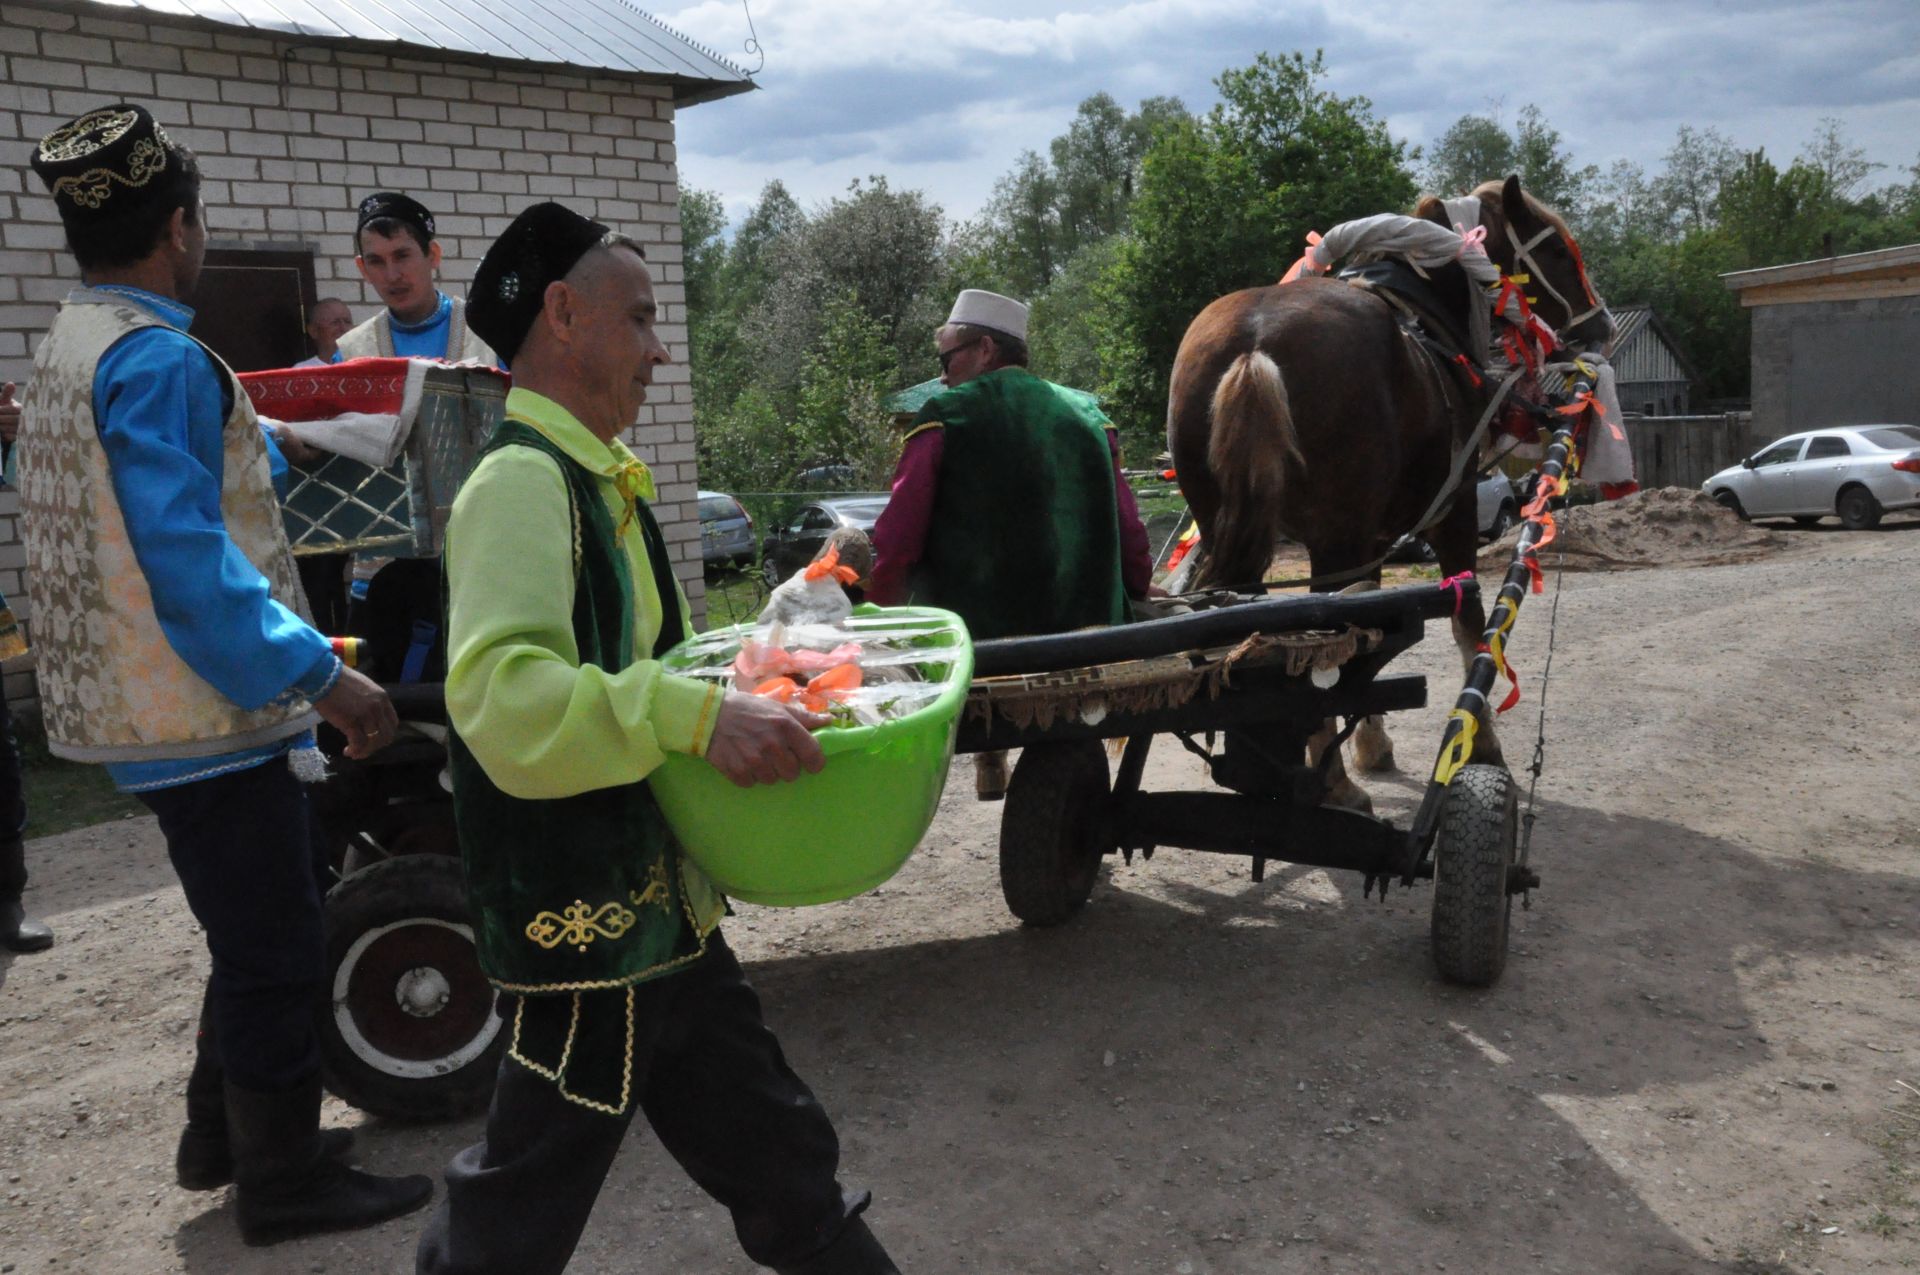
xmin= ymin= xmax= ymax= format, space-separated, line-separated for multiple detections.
xmin=336 ymin=295 xmax=495 ymax=364
xmin=18 ymin=289 xmax=319 ymax=762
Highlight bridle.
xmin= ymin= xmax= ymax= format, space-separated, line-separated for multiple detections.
xmin=1503 ymin=217 xmax=1610 ymax=337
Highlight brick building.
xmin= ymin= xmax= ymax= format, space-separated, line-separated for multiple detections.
xmin=0 ymin=0 xmax=753 ymax=702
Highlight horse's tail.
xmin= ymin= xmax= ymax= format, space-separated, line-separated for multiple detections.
xmin=1202 ymin=350 xmax=1300 ymax=587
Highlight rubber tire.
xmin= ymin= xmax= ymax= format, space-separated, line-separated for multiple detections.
xmin=761 ymin=555 xmax=784 ymax=589
xmin=1837 ymin=485 xmax=1883 ymax=531
xmin=1430 ymin=763 xmax=1517 ymax=987
xmin=999 ymin=741 xmax=1111 ymax=927
xmin=1712 ymin=489 xmax=1747 ymax=520
xmin=1484 ymin=502 xmax=1515 ymax=542
xmin=319 ymin=855 xmax=505 ymax=1122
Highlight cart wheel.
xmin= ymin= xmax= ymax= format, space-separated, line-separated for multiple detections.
xmin=1430 ymin=763 xmax=1517 ymax=987
xmin=320 ymin=855 xmax=504 ymax=1121
xmin=999 ymin=741 xmax=1111 ymax=926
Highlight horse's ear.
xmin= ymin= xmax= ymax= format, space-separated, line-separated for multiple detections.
xmin=1413 ymin=195 xmax=1449 ymax=227
xmin=1500 ymin=173 xmax=1532 ymax=227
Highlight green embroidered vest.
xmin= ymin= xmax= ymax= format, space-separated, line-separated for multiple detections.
xmin=910 ymin=367 xmax=1129 ymax=640
xmin=449 ymin=422 xmax=708 ymax=994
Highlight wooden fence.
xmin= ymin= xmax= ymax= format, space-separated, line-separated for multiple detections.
xmin=1625 ymin=413 xmax=1762 ymax=491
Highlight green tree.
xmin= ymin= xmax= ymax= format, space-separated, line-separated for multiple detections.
xmin=1423 ymin=112 xmax=1513 ymax=197
xmin=744 ymin=176 xmax=947 ymax=395
xmin=1422 ymin=104 xmax=1594 ymax=210
xmin=1098 ymin=51 xmax=1415 ymax=443
xmin=792 ymin=295 xmax=902 ymax=489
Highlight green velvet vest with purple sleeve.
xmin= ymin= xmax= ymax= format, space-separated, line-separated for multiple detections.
xmin=908 ymin=367 xmax=1129 ymax=640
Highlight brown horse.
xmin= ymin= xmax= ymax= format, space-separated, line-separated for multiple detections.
xmin=1166 ymin=175 xmax=1612 ymax=806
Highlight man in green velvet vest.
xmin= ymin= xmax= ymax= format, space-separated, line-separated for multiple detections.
xmin=869 ymin=289 xmax=1155 ymax=796
xmin=415 ymin=202 xmax=902 ymax=1275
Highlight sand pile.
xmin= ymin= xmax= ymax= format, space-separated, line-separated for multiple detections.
xmin=1477 ymin=486 xmax=1791 ymax=573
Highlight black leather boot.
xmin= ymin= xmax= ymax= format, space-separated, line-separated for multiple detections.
xmin=0 ymin=838 xmax=52 ymax=953
xmin=777 ymin=1216 xmax=902 ymax=1275
xmin=226 ymin=1077 xmax=431 ymax=1246
xmin=176 ymin=1007 xmax=354 ymax=1190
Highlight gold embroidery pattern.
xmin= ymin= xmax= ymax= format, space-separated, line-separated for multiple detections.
xmin=37 ymin=108 xmax=140 ymax=162
xmin=49 ymin=139 xmax=170 ymax=210
xmin=629 ymin=861 xmax=672 ymax=912
xmin=525 ymin=899 xmax=638 ymax=953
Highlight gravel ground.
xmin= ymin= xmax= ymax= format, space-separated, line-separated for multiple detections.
xmin=1 ymin=512 xmax=1916 ymax=1274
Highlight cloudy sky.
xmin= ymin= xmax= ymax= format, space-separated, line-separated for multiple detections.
xmin=648 ymin=0 xmax=1920 ymax=226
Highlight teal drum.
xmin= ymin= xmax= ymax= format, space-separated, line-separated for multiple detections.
xmin=652 ymin=606 xmax=973 ymax=906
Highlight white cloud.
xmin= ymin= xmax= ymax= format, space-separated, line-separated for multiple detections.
xmin=652 ymin=0 xmax=1920 ymax=222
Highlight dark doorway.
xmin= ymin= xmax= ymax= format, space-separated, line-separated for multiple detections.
xmin=187 ymin=247 xmax=317 ymax=372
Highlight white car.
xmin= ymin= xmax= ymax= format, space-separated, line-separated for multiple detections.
xmin=1702 ymin=425 xmax=1920 ymax=530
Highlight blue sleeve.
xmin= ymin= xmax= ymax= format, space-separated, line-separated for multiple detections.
xmin=93 ymin=329 xmax=336 ymax=710
xmin=259 ymin=420 xmax=291 ymax=500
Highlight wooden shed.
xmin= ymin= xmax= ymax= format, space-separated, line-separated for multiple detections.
xmin=1607 ymin=305 xmax=1697 ymax=417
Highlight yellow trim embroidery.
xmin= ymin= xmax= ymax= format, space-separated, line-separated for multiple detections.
xmin=506 ymin=988 xmax=640 ymax=1116
xmin=690 ymin=681 xmax=721 ymax=754
xmin=525 ymin=898 xmax=638 ymax=953
xmin=630 ymin=861 xmax=672 ymax=912
xmin=902 ymin=421 xmax=944 ymax=441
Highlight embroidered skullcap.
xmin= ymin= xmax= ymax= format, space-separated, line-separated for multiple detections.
xmin=946 ymin=289 xmax=1029 ymax=343
xmin=30 ymin=103 xmax=178 ymax=224
xmin=356 ymin=191 xmax=436 ymax=241
xmin=467 ymin=201 xmax=621 ymax=366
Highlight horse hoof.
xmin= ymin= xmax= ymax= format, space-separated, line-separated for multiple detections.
xmin=1355 ymin=747 xmax=1397 ymax=774
xmin=1323 ymin=782 xmax=1374 ymax=816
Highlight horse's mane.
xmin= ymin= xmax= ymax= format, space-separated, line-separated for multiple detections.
xmin=1410 ymin=180 xmax=1573 ymax=239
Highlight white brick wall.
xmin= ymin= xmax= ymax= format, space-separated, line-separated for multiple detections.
xmin=0 ymin=0 xmax=711 ymax=705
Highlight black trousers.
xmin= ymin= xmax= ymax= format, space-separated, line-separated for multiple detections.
xmin=417 ymin=934 xmax=857 ymax=1275
xmin=137 ymin=759 xmax=331 ymax=1092
xmin=0 ymin=691 xmax=28 ymax=894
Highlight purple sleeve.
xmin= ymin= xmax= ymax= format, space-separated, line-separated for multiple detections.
xmin=1110 ymin=431 xmax=1152 ymax=598
xmin=867 ymin=428 xmax=943 ymax=606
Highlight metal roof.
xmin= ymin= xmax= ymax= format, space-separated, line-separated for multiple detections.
xmin=67 ymin=0 xmax=755 ymax=103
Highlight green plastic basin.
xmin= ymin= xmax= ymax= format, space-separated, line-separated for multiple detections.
xmin=651 ymin=606 xmax=973 ymax=906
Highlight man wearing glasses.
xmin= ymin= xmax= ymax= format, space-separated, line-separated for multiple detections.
xmin=868 ymin=289 xmax=1153 ymax=797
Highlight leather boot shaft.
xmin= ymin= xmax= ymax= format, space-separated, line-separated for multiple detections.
xmin=0 ymin=838 xmax=51 ymax=953
xmin=225 ymin=1078 xmax=431 ymax=1246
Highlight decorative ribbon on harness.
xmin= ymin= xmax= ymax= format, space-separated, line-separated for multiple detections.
xmin=1438 ymin=571 xmax=1474 ymax=617
xmin=1432 ymin=706 xmax=1480 ymax=787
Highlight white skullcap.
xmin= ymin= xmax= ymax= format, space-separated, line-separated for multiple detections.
xmin=946 ymin=289 xmax=1029 ymax=342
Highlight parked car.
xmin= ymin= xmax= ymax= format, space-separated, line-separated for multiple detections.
xmin=793 ymin=463 xmax=858 ymax=490
xmin=1386 ymin=471 xmax=1521 ymax=562
xmin=760 ymin=496 xmax=889 ymax=587
xmin=697 ymin=490 xmax=756 ymax=575
xmin=1702 ymin=424 xmax=1920 ymax=529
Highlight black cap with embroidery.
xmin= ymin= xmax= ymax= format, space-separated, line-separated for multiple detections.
xmin=468 ymin=201 xmax=625 ymax=366
xmin=30 ymin=103 xmax=179 ymax=224
xmin=356 ymin=191 xmax=435 ymax=241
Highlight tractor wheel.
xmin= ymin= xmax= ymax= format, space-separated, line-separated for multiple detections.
xmin=1430 ymin=764 xmax=1517 ymax=987
xmin=999 ymin=742 xmax=1111 ymax=926
xmin=319 ymin=854 xmax=504 ymax=1122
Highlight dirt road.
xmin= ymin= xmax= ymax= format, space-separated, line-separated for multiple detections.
xmin=2 ymin=517 xmax=1916 ymax=1274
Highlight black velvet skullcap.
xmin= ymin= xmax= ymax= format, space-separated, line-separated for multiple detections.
xmin=356 ymin=191 xmax=435 ymax=240
xmin=467 ymin=201 xmax=618 ymax=366
xmin=30 ymin=103 xmax=178 ymax=224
